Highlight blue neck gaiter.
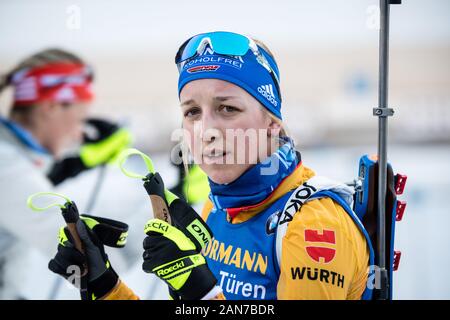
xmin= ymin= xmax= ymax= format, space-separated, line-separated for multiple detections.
xmin=208 ymin=137 xmax=299 ymax=210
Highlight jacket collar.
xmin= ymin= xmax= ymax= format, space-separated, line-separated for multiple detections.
xmin=222 ymin=162 xmax=315 ymax=223
xmin=0 ymin=117 xmax=49 ymax=154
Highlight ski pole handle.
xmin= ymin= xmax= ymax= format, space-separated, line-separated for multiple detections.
xmin=61 ymin=201 xmax=85 ymax=255
xmin=27 ymin=193 xmax=88 ymax=276
xmin=144 ymin=172 xmax=172 ymax=224
xmin=61 ymin=202 xmax=89 ymax=280
xmin=67 ymin=224 xmax=84 ymax=253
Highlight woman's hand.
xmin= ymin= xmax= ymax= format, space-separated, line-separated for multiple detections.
xmin=47 ymin=118 xmax=132 ymax=185
xmin=48 ymin=218 xmax=120 ymax=300
xmin=142 ymin=219 xmax=219 ymax=300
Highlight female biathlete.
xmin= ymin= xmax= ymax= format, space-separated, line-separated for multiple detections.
xmin=0 ymin=49 xmax=132 ymax=299
xmin=48 ymin=32 xmax=373 ymax=300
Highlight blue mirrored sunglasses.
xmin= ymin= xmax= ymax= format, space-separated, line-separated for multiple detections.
xmin=175 ymin=31 xmax=281 ymax=100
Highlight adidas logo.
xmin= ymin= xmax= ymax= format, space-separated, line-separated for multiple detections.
xmin=257 ymin=84 xmax=278 ymax=107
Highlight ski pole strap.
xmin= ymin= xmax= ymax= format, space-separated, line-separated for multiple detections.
xmin=27 ymin=192 xmax=72 ymax=212
xmin=28 ymin=192 xmax=128 ymax=248
xmin=118 ymin=148 xmax=179 ymax=205
xmin=118 ymin=148 xmax=155 ymax=179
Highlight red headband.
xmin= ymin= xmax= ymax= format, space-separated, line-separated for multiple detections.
xmin=11 ymin=62 xmax=94 ymax=106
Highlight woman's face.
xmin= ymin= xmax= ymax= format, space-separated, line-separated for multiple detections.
xmin=180 ymin=79 xmax=280 ymax=184
xmin=37 ymin=101 xmax=90 ymax=157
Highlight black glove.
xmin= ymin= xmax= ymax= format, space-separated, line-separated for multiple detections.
xmin=143 ymin=172 xmax=213 ymax=252
xmin=142 ymin=172 xmax=217 ymax=300
xmin=167 ymin=196 xmax=215 ymax=300
xmin=48 ymin=215 xmax=128 ymax=300
xmin=82 ymin=118 xmax=120 ymax=144
xmin=142 ymin=219 xmax=218 ymax=300
xmin=47 ymin=118 xmax=132 ymax=185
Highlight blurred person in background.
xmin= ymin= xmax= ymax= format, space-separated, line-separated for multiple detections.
xmin=0 ymin=48 xmax=145 ymax=299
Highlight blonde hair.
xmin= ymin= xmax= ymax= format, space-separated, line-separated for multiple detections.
xmin=265 ymin=108 xmax=293 ymax=145
xmin=252 ymin=37 xmax=292 ymax=147
xmin=252 ymin=38 xmax=276 ymax=63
